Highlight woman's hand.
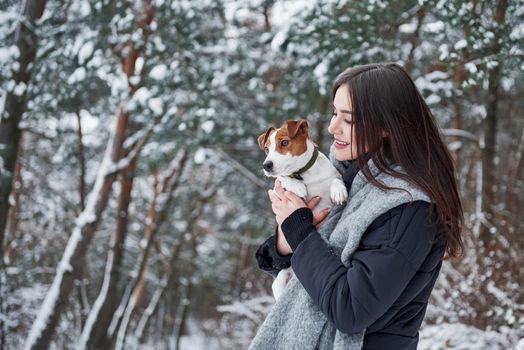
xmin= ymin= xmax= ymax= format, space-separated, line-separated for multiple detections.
xmin=268 ymin=179 xmax=308 ymax=226
xmin=269 ymin=179 xmax=331 ymax=254
xmin=268 ymin=179 xmax=330 ymax=227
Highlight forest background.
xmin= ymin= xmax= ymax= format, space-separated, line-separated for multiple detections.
xmin=0 ymin=0 xmax=523 ymax=349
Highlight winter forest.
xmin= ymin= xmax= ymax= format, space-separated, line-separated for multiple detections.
xmin=0 ymin=0 xmax=523 ymax=349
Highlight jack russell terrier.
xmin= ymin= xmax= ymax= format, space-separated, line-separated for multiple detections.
xmin=258 ymin=119 xmax=348 ymax=301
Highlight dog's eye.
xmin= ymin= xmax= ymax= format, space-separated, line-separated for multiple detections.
xmin=264 ymin=147 xmax=269 ymax=154
xmin=280 ymin=140 xmax=289 ymax=147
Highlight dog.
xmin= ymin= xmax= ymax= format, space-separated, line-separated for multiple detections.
xmin=258 ymin=119 xmax=348 ymax=301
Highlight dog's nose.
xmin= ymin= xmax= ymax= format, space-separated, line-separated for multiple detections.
xmin=263 ymin=161 xmax=273 ymax=172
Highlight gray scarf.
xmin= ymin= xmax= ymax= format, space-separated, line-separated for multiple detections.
xmin=249 ymin=149 xmax=431 ymax=350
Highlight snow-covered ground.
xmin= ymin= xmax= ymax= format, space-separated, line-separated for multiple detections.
xmin=419 ymin=323 xmax=521 ymax=350
xmin=168 ymin=318 xmax=524 ymax=349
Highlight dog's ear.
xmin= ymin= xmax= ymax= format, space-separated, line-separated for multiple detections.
xmin=287 ymin=120 xmax=308 ymax=139
xmin=257 ymin=127 xmax=275 ymax=150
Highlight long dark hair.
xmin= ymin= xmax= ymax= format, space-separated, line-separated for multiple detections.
xmin=332 ymin=63 xmax=464 ymax=259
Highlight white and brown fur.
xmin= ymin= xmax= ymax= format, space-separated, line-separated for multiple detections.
xmin=258 ymin=119 xmax=348 ymax=301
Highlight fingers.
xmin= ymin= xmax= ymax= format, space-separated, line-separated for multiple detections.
xmin=268 ymin=189 xmax=281 ymax=203
xmin=312 ymin=208 xmax=330 ymax=227
xmin=274 ymin=179 xmax=285 ymax=198
xmin=284 ymin=190 xmax=306 ymax=208
xmin=306 ymin=196 xmax=321 ymax=210
xmin=315 ymin=216 xmax=329 ymax=229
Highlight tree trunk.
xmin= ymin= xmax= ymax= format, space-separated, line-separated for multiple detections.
xmin=0 ymin=0 xmax=46 ymax=273
xmin=134 ymin=240 xmax=183 ymax=344
xmin=113 ymin=171 xmax=160 ymax=350
xmin=479 ymin=0 xmax=508 ymax=253
xmin=23 ymin=111 xmax=129 ymax=350
xmin=2 ymin=137 xmax=23 ymax=264
xmin=78 ymin=157 xmax=137 ymax=350
xmin=404 ymin=7 xmax=426 ymax=74
xmin=76 ymin=109 xmax=87 ymax=211
xmin=25 ymin=1 xmax=155 ymax=346
xmin=172 ymin=281 xmax=193 ymax=350
xmin=505 ymin=131 xmax=524 ymax=240
xmin=110 ymin=152 xmax=188 ymax=349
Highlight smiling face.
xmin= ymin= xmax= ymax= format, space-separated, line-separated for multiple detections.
xmin=328 ymin=84 xmax=368 ymax=161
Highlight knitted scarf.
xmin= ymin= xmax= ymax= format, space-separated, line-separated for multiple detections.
xmin=249 ymin=148 xmax=431 ymax=350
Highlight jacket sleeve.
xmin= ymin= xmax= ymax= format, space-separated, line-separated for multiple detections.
xmin=283 ymin=201 xmax=438 ymax=334
xmin=255 ymin=227 xmax=293 ymax=278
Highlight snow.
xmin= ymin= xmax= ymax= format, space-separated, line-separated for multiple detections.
xmin=194 ymin=148 xmax=206 ymax=164
xmin=135 ymin=57 xmax=144 ymax=76
xmin=217 ymin=296 xmax=274 ymax=323
xmin=77 ymin=249 xmax=114 ymax=350
xmin=265 ymin=0 xmax=313 ymax=51
xmin=149 ymin=64 xmax=167 ymax=80
xmin=78 ymin=42 xmax=94 ymax=65
xmin=133 ymin=86 xmax=152 ymax=106
xmin=201 ymin=120 xmax=215 ymax=134
xmin=134 ymin=279 xmax=166 ymax=339
xmin=24 ymin=121 xmax=119 ymax=349
xmin=487 ymin=60 xmax=499 ymax=69
xmin=447 ymin=141 xmax=462 ymax=152
xmin=0 ymin=45 xmax=19 ymax=64
xmin=0 ymin=156 xmax=12 ymax=177
xmin=271 ymin=30 xmax=288 ymax=51
xmin=147 ymin=97 xmax=163 ymax=115
xmin=178 ymin=318 xmax=221 ymax=350
xmin=425 ymin=94 xmax=441 ymax=104
xmin=500 ymin=77 xmax=515 ymax=92
xmin=454 ymin=39 xmax=468 ymax=50
xmin=414 ymin=71 xmax=453 ymax=98
xmin=58 ymin=111 xmax=99 ymax=133
xmin=13 ymin=81 xmax=26 ymax=96
xmin=313 ymin=58 xmax=329 ymax=95
xmin=152 ymin=36 xmax=166 ymax=52
xmin=419 ymin=323 xmax=515 ymax=350
xmin=399 ymin=21 xmax=418 ymax=34
xmin=438 ymin=43 xmax=449 ymax=60
xmin=0 ymin=89 xmax=5 ymax=116
xmin=425 ymin=21 xmax=445 ymax=33
xmin=510 ymin=23 xmax=524 ymax=40
xmin=67 ymin=67 xmax=87 ymax=84
xmin=465 ymin=62 xmax=478 ymax=74
xmin=4 ymin=0 xmax=523 ymax=348
xmin=24 ymin=226 xmax=83 ymax=350
xmin=270 ymin=1 xmax=313 ymax=28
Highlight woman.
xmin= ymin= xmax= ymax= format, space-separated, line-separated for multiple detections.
xmin=251 ymin=63 xmax=464 ymax=350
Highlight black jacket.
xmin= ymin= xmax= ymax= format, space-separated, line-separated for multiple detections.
xmin=255 ymin=160 xmax=446 ymax=350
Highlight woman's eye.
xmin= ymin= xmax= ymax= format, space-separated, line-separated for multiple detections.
xmin=344 ymin=119 xmax=354 ymax=124
xmin=280 ymin=140 xmax=289 ymax=147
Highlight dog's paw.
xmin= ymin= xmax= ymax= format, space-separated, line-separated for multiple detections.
xmin=272 ymin=268 xmax=293 ymax=301
xmin=279 ymin=177 xmax=307 ymax=199
xmin=330 ymin=178 xmax=348 ymax=205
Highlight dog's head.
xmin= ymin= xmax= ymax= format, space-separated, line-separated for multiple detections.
xmin=257 ymin=119 xmax=311 ymax=177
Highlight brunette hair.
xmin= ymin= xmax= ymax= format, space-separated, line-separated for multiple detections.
xmin=332 ymin=63 xmax=464 ymax=259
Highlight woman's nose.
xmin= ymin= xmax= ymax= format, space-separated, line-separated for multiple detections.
xmin=328 ymin=117 xmax=339 ymax=135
